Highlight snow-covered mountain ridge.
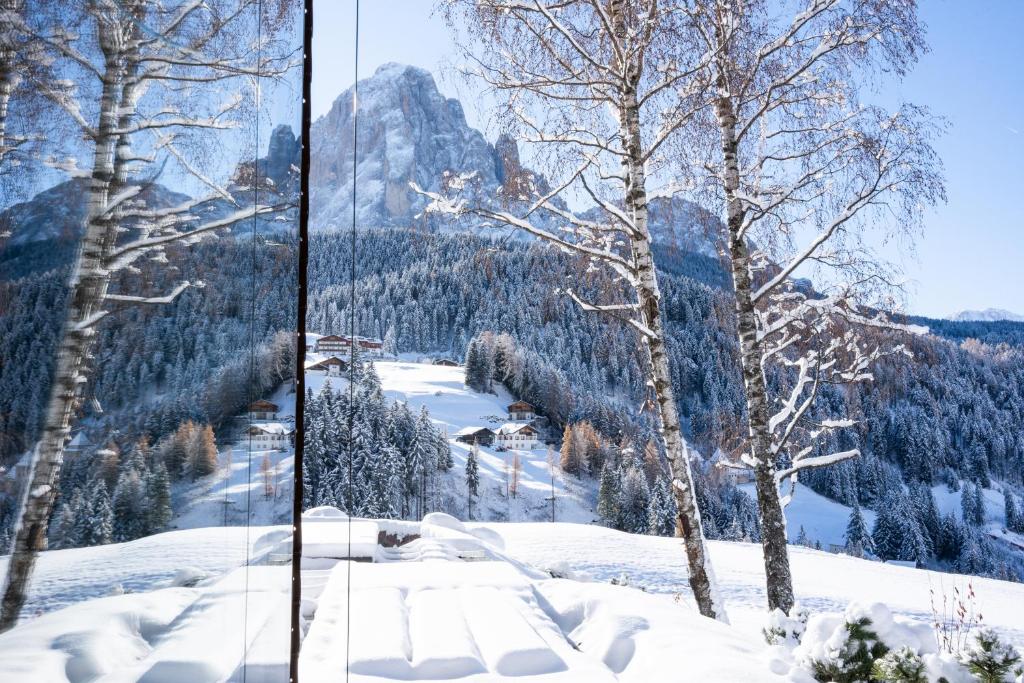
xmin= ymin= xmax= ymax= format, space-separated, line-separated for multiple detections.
xmin=0 ymin=124 xmax=300 ymax=278
xmin=949 ymin=308 xmax=1024 ymax=323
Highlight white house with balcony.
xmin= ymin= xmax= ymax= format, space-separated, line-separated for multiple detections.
xmin=494 ymin=423 xmax=539 ymax=450
xmin=247 ymin=423 xmax=294 ymax=451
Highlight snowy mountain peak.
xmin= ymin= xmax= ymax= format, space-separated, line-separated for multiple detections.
xmin=310 ymin=62 xmax=501 ymax=230
xmin=308 ymin=64 xmax=724 ymax=260
xmin=948 ymin=308 xmax=1024 ymax=323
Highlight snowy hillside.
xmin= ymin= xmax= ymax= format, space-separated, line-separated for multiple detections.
xmin=306 ymin=359 xmax=598 ymax=523
xmin=171 ymin=385 xmax=297 ymax=531
xmin=740 ymin=482 xmax=878 ymax=549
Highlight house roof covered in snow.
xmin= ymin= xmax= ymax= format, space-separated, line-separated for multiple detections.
xmin=507 ymin=401 xmax=535 ymax=412
xmin=496 ymin=423 xmax=538 ymax=436
xmin=249 ymin=423 xmax=294 ymax=435
xmin=249 ymin=399 xmax=279 ymax=412
xmin=453 ymin=426 xmax=495 ymax=437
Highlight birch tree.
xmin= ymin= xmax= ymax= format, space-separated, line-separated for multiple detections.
xmin=424 ymin=0 xmax=726 ymax=621
xmin=680 ymin=0 xmax=945 ymax=614
xmin=0 ymin=0 xmax=19 ymax=171
xmin=0 ymin=0 xmax=297 ymax=631
xmin=0 ymin=0 xmax=48 ymax=193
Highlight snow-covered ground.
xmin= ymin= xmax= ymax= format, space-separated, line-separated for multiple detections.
xmin=0 ymin=525 xmax=290 ymax=621
xmin=299 ymin=515 xmax=782 ymax=682
xmin=4 ymin=512 xmax=1024 ymax=681
xmin=479 ymin=522 xmax=1024 ymax=648
xmin=307 ymin=360 xmax=599 ymax=523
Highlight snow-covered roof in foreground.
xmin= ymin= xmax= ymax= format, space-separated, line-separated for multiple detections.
xmin=297 ymin=512 xmax=782 ymax=682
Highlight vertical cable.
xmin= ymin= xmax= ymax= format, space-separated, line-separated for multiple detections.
xmin=242 ymin=1 xmax=264 ymax=679
xmin=346 ymin=2 xmax=361 ymax=681
xmin=290 ymin=0 xmax=313 ymax=677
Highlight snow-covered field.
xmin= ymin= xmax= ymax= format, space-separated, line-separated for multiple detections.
xmin=299 ymin=515 xmax=781 ymax=682
xmin=3 ymin=511 xmax=1024 ymax=681
xmin=479 ymin=522 xmax=1024 ymax=648
xmin=0 ymin=525 xmax=290 ymax=620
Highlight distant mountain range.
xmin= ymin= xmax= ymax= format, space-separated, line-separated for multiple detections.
xmin=0 ymin=125 xmax=300 ymax=279
xmin=948 ymin=308 xmax=1024 ymax=323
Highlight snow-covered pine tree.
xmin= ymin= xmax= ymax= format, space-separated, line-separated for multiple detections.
xmin=86 ymin=480 xmax=113 ymax=547
xmin=465 ymin=442 xmax=480 ymax=520
xmin=873 ymin=494 xmax=910 ymax=561
xmin=408 ymin=406 xmax=434 ymax=518
xmin=962 ymin=482 xmax=984 ymax=528
xmin=1005 ymin=489 xmax=1022 ymax=534
xmin=382 ymin=326 xmax=398 ymax=356
xmin=909 ymin=484 xmax=940 ymax=556
xmin=464 ymin=339 xmax=492 ymax=393
xmin=49 ymin=498 xmax=78 ymax=551
xmin=435 ymin=428 xmax=453 ymax=473
xmin=647 ymin=476 xmax=677 ymax=537
xmin=144 ymin=461 xmax=172 ymax=534
xmin=559 ymin=424 xmax=581 ymax=476
xmin=619 ymin=466 xmax=651 ymax=535
xmin=844 ymin=501 xmax=874 ymax=558
xmin=111 ymin=468 xmax=145 ymax=542
xmin=969 ymin=442 xmax=991 ymax=488
xmin=795 ymin=526 xmax=809 ymax=548
xmin=597 ymin=460 xmax=621 ymax=528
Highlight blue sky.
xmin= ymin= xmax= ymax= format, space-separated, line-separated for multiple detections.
xmin=313 ymin=1 xmax=1024 ymax=319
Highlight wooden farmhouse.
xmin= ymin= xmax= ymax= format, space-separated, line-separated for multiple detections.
xmin=432 ymin=358 xmax=458 ymax=367
xmin=307 ymin=356 xmax=349 ymax=377
xmin=248 ymin=399 xmax=280 ymax=420
xmin=315 ymin=335 xmax=349 ymax=354
xmin=507 ymin=401 xmax=536 ymax=421
xmin=315 ymin=334 xmax=384 ymax=354
xmin=453 ymin=426 xmax=496 ymax=446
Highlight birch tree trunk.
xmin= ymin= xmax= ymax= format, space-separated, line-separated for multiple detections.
xmin=614 ymin=6 xmax=724 ymax=620
xmin=0 ymin=0 xmax=19 ymax=165
xmin=715 ymin=93 xmax=795 ymax=615
xmin=0 ymin=21 xmax=130 ymax=632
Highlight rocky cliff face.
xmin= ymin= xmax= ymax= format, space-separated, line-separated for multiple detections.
xmin=309 ymin=63 xmax=508 ymax=230
xmin=308 ymin=62 xmax=725 ymax=257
